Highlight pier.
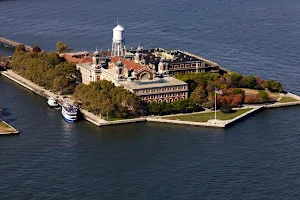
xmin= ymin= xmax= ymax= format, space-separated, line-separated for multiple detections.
xmin=0 ymin=36 xmax=33 ymax=51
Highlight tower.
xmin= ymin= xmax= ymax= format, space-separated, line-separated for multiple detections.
xmin=111 ymin=24 xmax=125 ymax=57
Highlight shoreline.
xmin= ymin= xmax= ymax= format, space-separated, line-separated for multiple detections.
xmin=2 ymin=70 xmax=300 ymax=128
xmin=0 ymin=119 xmax=19 ymax=135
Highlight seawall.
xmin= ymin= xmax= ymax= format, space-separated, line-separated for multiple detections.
xmin=2 ymin=70 xmax=300 ymax=128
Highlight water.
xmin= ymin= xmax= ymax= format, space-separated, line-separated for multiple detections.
xmin=1 ymin=0 xmax=300 ymax=199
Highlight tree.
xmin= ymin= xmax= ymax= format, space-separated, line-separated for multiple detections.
xmin=32 ymin=45 xmax=41 ymax=53
xmin=189 ymin=86 xmax=207 ymax=106
xmin=244 ymin=75 xmax=258 ymax=89
xmin=147 ymin=102 xmax=161 ymax=115
xmin=228 ymin=73 xmax=243 ymax=87
xmin=258 ymin=90 xmax=269 ymax=103
xmin=15 ymin=44 xmax=26 ymax=52
xmin=172 ymin=99 xmax=188 ymax=113
xmin=220 ymin=105 xmax=233 ymax=113
xmin=56 ymin=41 xmax=72 ymax=53
xmin=263 ymin=80 xmax=283 ymax=92
xmin=53 ymin=75 xmax=71 ymax=93
xmin=231 ymin=94 xmax=244 ymax=107
xmin=219 ymin=95 xmax=233 ymax=107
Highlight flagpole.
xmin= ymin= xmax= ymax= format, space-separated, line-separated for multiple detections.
xmin=215 ymin=87 xmax=217 ymax=122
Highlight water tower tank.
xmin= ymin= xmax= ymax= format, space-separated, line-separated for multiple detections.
xmin=113 ymin=25 xmax=124 ymax=43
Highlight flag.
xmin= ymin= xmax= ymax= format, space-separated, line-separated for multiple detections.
xmin=215 ymin=88 xmax=223 ymax=95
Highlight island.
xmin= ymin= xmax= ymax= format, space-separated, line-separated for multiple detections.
xmin=1 ymin=24 xmax=300 ymax=128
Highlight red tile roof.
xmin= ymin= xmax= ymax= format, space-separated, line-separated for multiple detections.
xmin=111 ymin=56 xmax=146 ymax=72
xmin=62 ymin=55 xmax=93 ymax=64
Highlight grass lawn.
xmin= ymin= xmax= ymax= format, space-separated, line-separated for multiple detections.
xmin=279 ymin=97 xmax=298 ymax=103
xmin=0 ymin=120 xmax=15 ymax=132
xmin=241 ymin=88 xmax=280 ymax=101
xmin=164 ymin=108 xmax=253 ymax=122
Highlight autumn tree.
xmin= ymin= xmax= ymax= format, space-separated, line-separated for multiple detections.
xmin=230 ymin=94 xmax=244 ymax=107
xmin=32 ymin=45 xmax=41 ymax=53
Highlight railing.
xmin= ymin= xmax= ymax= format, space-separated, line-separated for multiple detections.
xmin=0 ymin=36 xmax=32 ymax=51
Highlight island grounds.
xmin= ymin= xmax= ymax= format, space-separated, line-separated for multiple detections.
xmin=1 ymin=67 xmax=300 ymax=129
xmin=1 ymin=24 xmax=300 ymax=129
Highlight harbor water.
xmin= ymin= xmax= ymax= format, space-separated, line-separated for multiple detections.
xmin=1 ymin=0 xmax=300 ymax=199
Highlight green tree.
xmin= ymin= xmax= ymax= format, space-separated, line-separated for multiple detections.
xmin=172 ymin=99 xmax=188 ymax=113
xmin=244 ymin=75 xmax=258 ymax=89
xmin=228 ymin=72 xmax=243 ymax=87
xmin=258 ymin=90 xmax=269 ymax=103
xmin=15 ymin=44 xmax=26 ymax=52
xmin=189 ymin=86 xmax=207 ymax=107
xmin=56 ymin=41 xmax=72 ymax=53
xmin=220 ymin=105 xmax=233 ymax=113
xmin=263 ymin=80 xmax=283 ymax=92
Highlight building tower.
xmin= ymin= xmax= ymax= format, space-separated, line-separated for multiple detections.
xmin=111 ymin=24 xmax=125 ymax=57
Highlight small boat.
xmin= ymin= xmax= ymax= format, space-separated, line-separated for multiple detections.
xmin=61 ymin=101 xmax=78 ymax=123
xmin=47 ymin=97 xmax=59 ymax=107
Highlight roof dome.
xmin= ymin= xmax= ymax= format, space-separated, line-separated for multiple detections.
xmin=94 ymin=50 xmax=99 ymax=56
xmin=113 ymin=24 xmax=124 ymax=31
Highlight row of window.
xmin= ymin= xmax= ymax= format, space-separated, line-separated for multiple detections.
xmin=137 ymin=86 xmax=187 ymax=94
xmin=146 ymin=97 xmax=185 ymax=103
xmin=169 ymin=63 xmax=202 ymax=69
xmin=141 ymin=92 xmax=186 ymax=100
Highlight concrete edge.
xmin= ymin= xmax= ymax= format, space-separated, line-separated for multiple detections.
xmin=0 ymin=120 xmax=19 ymax=135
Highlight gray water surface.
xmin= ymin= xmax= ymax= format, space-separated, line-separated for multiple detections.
xmin=1 ymin=0 xmax=300 ymax=199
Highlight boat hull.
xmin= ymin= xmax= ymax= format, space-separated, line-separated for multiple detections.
xmin=61 ymin=108 xmax=77 ymax=123
xmin=47 ymin=99 xmax=59 ymax=107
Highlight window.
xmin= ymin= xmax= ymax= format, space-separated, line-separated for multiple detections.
xmin=140 ymin=72 xmax=149 ymax=80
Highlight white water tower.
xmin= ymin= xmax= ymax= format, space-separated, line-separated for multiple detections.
xmin=111 ymin=24 xmax=125 ymax=57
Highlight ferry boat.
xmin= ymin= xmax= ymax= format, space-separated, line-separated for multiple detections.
xmin=61 ymin=101 xmax=78 ymax=123
xmin=47 ymin=97 xmax=59 ymax=107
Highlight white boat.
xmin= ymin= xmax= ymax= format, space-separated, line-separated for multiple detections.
xmin=61 ymin=101 xmax=78 ymax=123
xmin=47 ymin=97 xmax=59 ymax=107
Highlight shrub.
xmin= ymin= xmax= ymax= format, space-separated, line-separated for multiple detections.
xmin=220 ymin=105 xmax=233 ymax=113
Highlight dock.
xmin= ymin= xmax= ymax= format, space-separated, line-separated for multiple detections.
xmin=0 ymin=36 xmax=33 ymax=51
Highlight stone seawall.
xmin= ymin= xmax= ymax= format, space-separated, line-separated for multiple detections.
xmin=1 ymin=70 xmax=106 ymax=126
xmin=100 ymin=118 xmax=147 ymax=126
xmin=146 ymin=117 xmax=226 ymax=128
xmin=264 ymin=101 xmax=300 ymax=108
xmin=223 ymin=106 xmax=263 ymax=127
xmin=2 ymin=70 xmax=300 ymax=129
